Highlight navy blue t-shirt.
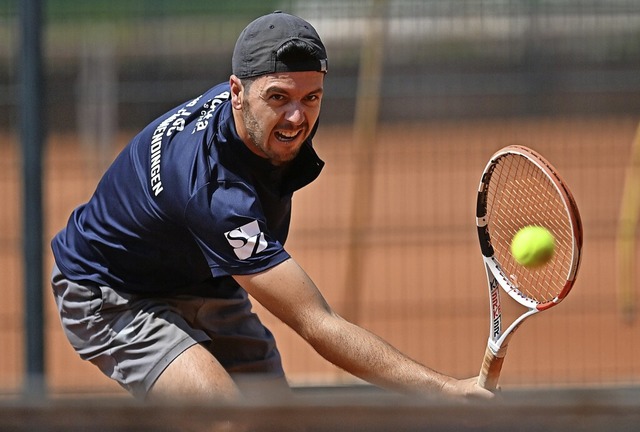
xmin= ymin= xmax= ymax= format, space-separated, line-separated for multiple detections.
xmin=52 ymin=82 xmax=324 ymax=294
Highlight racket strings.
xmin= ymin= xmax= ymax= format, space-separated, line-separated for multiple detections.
xmin=486 ymin=154 xmax=573 ymax=303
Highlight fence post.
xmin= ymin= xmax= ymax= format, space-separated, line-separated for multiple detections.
xmin=20 ymin=0 xmax=46 ymax=400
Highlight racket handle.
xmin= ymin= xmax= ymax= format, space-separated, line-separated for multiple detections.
xmin=477 ymin=345 xmax=505 ymax=391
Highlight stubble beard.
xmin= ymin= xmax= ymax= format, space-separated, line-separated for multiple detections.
xmin=241 ymin=100 xmax=301 ymax=166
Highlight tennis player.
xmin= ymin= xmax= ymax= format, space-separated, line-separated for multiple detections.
xmin=51 ymin=11 xmax=493 ymax=402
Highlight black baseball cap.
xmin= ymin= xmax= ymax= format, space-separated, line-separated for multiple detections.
xmin=232 ymin=11 xmax=328 ymax=79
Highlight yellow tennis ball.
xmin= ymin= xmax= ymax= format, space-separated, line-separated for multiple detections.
xmin=510 ymin=226 xmax=555 ymax=268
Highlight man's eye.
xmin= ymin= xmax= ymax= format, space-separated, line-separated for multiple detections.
xmin=270 ymin=94 xmax=285 ymax=101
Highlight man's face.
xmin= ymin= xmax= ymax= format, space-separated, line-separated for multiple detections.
xmin=231 ymin=71 xmax=324 ymax=166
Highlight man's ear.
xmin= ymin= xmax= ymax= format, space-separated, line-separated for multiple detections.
xmin=229 ymin=75 xmax=243 ymax=110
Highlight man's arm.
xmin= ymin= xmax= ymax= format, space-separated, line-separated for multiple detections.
xmin=233 ymin=258 xmax=493 ymax=400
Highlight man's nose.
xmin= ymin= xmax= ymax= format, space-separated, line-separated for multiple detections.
xmin=285 ymin=102 xmax=304 ymax=125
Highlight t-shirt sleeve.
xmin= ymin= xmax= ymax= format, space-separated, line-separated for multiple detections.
xmin=184 ymin=180 xmax=290 ymax=277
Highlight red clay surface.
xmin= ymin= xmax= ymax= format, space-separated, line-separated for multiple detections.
xmin=1 ymin=116 xmax=639 ymax=395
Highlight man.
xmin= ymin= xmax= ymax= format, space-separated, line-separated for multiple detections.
xmin=51 ymin=11 xmax=493 ymax=402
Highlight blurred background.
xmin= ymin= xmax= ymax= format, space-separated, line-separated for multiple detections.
xmin=1 ymin=0 xmax=640 ymax=399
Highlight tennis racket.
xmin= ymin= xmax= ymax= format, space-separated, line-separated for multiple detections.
xmin=476 ymin=145 xmax=583 ymax=390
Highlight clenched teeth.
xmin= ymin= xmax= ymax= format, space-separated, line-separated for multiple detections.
xmin=275 ymin=130 xmax=301 ymax=141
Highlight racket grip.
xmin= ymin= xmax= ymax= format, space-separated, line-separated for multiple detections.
xmin=477 ymin=345 xmax=505 ymax=391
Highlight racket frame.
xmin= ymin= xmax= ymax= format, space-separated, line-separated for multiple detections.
xmin=476 ymin=145 xmax=582 ymax=390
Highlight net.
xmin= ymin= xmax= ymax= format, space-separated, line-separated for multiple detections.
xmin=1 ymin=386 xmax=639 ymax=432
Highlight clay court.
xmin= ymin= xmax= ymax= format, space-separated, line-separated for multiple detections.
xmin=1 ymin=116 xmax=639 ymax=395
xmin=1 ymin=117 xmax=640 ymax=431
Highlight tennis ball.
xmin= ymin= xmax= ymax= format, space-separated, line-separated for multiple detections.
xmin=510 ymin=226 xmax=555 ymax=268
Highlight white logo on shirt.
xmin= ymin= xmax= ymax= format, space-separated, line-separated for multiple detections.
xmin=193 ymin=91 xmax=230 ymax=133
xmin=224 ymin=220 xmax=268 ymax=260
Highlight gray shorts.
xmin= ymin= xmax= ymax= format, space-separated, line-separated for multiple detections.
xmin=50 ymin=264 xmax=284 ymax=399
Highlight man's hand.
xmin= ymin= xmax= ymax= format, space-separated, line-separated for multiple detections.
xmin=440 ymin=376 xmax=496 ymax=401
